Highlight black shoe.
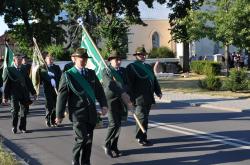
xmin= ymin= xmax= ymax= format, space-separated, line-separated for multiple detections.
xmin=137 ymin=139 xmax=152 ymax=146
xmin=112 ymin=148 xmax=122 ymax=157
xmin=46 ymin=121 xmax=51 ymax=127
xmin=102 ymin=146 xmax=113 ymax=158
xmin=12 ymin=127 xmax=17 ymax=134
xmin=20 ymin=130 xmax=27 ymax=133
xmin=72 ymin=160 xmax=80 ymax=165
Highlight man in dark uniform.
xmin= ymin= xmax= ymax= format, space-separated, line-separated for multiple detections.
xmin=39 ymin=53 xmax=62 ymax=127
xmin=21 ymin=55 xmax=32 ymax=113
xmin=55 ymin=48 xmax=108 ymax=165
xmin=126 ymin=47 xmax=162 ymax=146
xmin=102 ymin=50 xmax=132 ymax=158
xmin=2 ymin=54 xmax=37 ymax=133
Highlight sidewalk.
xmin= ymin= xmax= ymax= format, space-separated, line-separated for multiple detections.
xmin=156 ymin=90 xmax=250 ymax=112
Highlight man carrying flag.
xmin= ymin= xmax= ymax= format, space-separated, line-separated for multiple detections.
xmin=102 ymin=50 xmax=132 ymax=158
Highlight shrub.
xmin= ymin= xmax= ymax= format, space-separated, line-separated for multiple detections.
xmin=45 ymin=44 xmax=71 ymax=60
xmin=223 ymin=68 xmax=249 ymax=92
xmin=148 ymin=47 xmax=175 ymax=58
xmin=199 ymin=75 xmax=222 ymax=91
xmin=190 ymin=61 xmax=221 ymax=76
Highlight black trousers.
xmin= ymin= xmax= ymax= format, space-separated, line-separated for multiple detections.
xmin=104 ymin=100 xmax=123 ymax=150
xmin=135 ymin=104 xmax=151 ymax=141
xmin=11 ymin=98 xmax=28 ymax=130
xmin=44 ymin=90 xmax=56 ymax=125
xmin=72 ymin=121 xmax=95 ymax=165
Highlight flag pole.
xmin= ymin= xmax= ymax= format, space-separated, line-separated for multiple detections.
xmin=80 ymin=25 xmax=109 ymax=69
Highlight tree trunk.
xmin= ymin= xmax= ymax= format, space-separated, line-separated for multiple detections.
xmin=224 ymin=44 xmax=229 ymax=76
xmin=182 ymin=42 xmax=190 ymax=72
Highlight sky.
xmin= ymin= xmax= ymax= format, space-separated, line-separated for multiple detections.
xmin=0 ymin=1 xmax=171 ymax=36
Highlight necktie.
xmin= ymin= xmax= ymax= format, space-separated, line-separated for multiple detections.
xmin=81 ymin=69 xmax=85 ymax=76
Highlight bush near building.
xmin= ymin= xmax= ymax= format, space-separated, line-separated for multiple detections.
xmin=148 ymin=46 xmax=175 ymax=58
xmin=199 ymin=75 xmax=222 ymax=91
xmin=223 ymin=68 xmax=249 ymax=92
xmin=45 ymin=44 xmax=71 ymax=61
xmin=190 ymin=61 xmax=221 ymax=76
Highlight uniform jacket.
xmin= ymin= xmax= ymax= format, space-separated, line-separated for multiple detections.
xmin=56 ymin=67 xmax=107 ymax=125
xmin=102 ymin=66 xmax=129 ymax=106
xmin=3 ymin=66 xmax=36 ymax=104
xmin=39 ymin=64 xmax=62 ymax=94
xmin=126 ymin=61 xmax=162 ymax=106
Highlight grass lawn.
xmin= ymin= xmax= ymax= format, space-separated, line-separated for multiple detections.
xmin=159 ymin=73 xmax=250 ymax=98
xmin=0 ymin=145 xmax=20 ymax=165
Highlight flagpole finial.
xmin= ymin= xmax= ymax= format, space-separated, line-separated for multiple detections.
xmin=77 ymin=17 xmax=83 ymax=26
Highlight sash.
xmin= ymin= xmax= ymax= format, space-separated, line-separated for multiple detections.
xmin=109 ymin=66 xmax=124 ymax=85
xmin=133 ymin=61 xmax=154 ymax=82
xmin=67 ymin=67 xmax=95 ymax=103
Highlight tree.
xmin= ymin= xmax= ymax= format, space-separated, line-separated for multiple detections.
xmin=167 ymin=0 xmax=204 ymax=72
xmin=64 ymin=0 xmax=166 ymax=58
xmin=0 ymin=0 xmax=66 ymax=55
xmin=183 ymin=0 xmax=250 ymax=73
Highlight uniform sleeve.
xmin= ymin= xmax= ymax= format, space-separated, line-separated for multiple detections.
xmin=2 ymin=74 xmax=11 ymax=99
xmin=56 ymin=74 xmax=68 ymax=118
xmin=93 ymin=71 xmax=107 ymax=107
xmin=55 ymin=65 xmax=62 ymax=88
xmin=125 ymin=64 xmax=136 ymax=102
xmin=153 ymin=75 xmax=162 ymax=96
xmin=25 ymin=74 xmax=36 ymax=95
xmin=102 ymin=68 xmax=125 ymax=97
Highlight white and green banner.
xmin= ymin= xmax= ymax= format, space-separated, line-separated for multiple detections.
xmin=80 ymin=25 xmax=107 ymax=81
xmin=2 ymin=44 xmax=14 ymax=79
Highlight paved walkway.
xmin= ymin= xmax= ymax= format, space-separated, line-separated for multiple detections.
xmin=156 ymin=90 xmax=250 ymax=112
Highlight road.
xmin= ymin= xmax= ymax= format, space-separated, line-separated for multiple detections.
xmin=0 ymin=99 xmax=250 ymax=165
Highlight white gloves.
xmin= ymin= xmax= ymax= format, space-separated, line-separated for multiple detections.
xmin=50 ymin=78 xmax=56 ymax=88
xmin=48 ymin=71 xmax=55 ymax=77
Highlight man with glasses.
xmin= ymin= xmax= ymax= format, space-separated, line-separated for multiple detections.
xmin=126 ymin=47 xmax=162 ymax=146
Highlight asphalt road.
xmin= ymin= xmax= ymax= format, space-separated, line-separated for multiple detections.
xmin=0 ymin=99 xmax=250 ymax=165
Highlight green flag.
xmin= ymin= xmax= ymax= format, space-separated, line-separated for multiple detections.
xmin=81 ymin=25 xmax=107 ymax=81
xmin=2 ymin=44 xmax=14 ymax=79
xmin=31 ymin=37 xmax=46 ymax=94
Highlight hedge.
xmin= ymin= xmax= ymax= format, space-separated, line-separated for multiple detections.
xmin=190 ymin=61 xmax=221 ymax=76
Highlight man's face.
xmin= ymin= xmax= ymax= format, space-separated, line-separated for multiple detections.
xmin=14 ymin=56 xmax=22 ymax=66
xmin=45 ymin=56 xmax=54 ymax=65
xmin=136 ymin=53 xmax=146 ymax=61
xmin=74 ymin=56 xmax=87 ymax=68
xmin=110 ymin=58 xmax=121 ymax=69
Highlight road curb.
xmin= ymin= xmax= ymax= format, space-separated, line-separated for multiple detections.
xmin=156 ymin=99 xmax=243 ymax=112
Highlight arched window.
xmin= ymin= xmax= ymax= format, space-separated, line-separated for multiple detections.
xmin=152 ymin=32 xmax=160 ymax=48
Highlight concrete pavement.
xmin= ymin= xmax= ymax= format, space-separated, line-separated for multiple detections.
xmin=156 ymin=90 xmax=250 ymax=112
